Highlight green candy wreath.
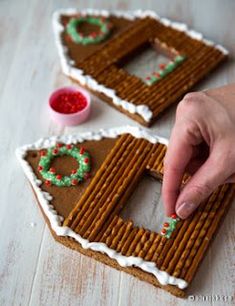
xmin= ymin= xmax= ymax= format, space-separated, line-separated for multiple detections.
xmin=66 ymin=16 xmax=112 ymax=45
xmin=38 ymin=143 xmax=91 ymax=187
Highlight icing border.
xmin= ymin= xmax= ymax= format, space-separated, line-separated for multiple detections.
xmin=52 ymin=8 xmax=229 ymax=123
xmin=16 ymin=126 xmax=188 ymax=289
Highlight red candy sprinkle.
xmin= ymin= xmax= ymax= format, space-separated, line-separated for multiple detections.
xmin=159 ymin=63 xmax=166 ymax=70
xmin=45 ymin=180 xmax=51 ymax=186
xmin=154 ymin=72 xmax=160 ymax=78
xmin=40 ymin=150 xmax=46 ymax=156
xmin=71 ymin=179 xmax=78 ymax=185
xmin=161 ymin=229 xmax=167 ymax=235
xmin=49 ymin=167 xmax=56 ymax=173
xmin=163 ymin=222 xmax=169 ymax=228
xmin=84 ymin=157 xmax=89 ymax=164
xmin=66 ymin=144 xmax=72 ymax=150
xmin=51 ymin=92 xmax=87 ymax=114
xmin=56 ymin=174 xmax=62 ymax=180
xmin=171 ymin=213 xmax=177 ymax=219
xmin=38 ymin=165 xmax=43 ymax=171
xmin=71 ymin=169 xmax=77 ymax=174
xmin=53 ymin=149 xmax=58 ymax=155
xmin=80 ymin=147 xmax=85 ymax=155
xmin=56 ymin=143 xmax=63 ymax=148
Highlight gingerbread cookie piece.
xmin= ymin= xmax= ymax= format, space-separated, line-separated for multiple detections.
xmin=53 ymin=9 xmax=228 ymax=126
xmin=16 ymin=127 xmax=234 ymax=297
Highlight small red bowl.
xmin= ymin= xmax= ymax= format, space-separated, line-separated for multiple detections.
xmin=48 ymin=87 xmax=91 ymax=126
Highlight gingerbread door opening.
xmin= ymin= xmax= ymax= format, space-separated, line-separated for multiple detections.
xmin=121 ymin=175 xmax=165 ymax=233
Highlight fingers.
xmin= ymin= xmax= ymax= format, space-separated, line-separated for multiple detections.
xmin=162 ymin=90 xmax=235 ymax=219
xmin=162 ymin=88 xmax=235 ymax=219
xmin=162 ymin=122 xmax=196 ymax=216
xmin=162 ymin=94 xmax=208 ymax=216
xmin=175 ymin=149 xmax=231 ymax=219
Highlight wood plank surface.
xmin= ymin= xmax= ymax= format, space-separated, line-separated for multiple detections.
xmin=0 ymin=0 xmax=234 ymax=305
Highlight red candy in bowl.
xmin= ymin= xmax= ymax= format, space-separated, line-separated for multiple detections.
xmin=48 ymin=87 xmax=91 ymax=126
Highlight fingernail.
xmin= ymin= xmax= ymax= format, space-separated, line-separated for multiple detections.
xmin=176 ymin=202 xmax=197 ymax=219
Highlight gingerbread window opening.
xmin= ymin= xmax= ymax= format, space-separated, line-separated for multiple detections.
xmin=120 ymin=174 xmax=165 ymax=233
xmin=117 ymin=41 xmax=185 ymax=86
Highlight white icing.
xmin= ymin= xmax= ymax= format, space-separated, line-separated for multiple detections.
xmin=215 ymin=44 xmax=229 ymax=55
xmin=52 ymin=9 xmax=229 ymax=123
xmin=16 ymin=126 xmax=188 ymax=289
xmin=187 ymin=29 xmax=203 ymax=40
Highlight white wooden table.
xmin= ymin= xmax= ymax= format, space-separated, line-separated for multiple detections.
xmin=0 ymin=0 xmax=234 ymax=305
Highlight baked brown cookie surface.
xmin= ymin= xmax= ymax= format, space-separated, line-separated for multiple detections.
xmin=53 ymin=9 xmax=228 ymax=126
xmin=16 ymin=127 xmax=234 ymax=297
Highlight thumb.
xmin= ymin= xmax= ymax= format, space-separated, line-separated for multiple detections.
xmin=175 ymin=151 xmax=229 ymax=219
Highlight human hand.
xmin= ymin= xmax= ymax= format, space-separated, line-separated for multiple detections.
xmin=162 ymin=83 xmax=235 ymax=219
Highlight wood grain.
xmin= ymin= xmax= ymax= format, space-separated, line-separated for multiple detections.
xmin=0 ymin=0 xmax=234 ymax=305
